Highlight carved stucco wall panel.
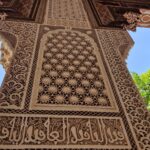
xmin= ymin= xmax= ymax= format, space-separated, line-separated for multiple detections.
xmin=45 ymin=0 xmax=91 ymax=29
xmin=96 ymin=29 xmax=150 ymax=150
xmin=0 ymin=21 xmax=38 ymax=109
xmin=30 ymin=27 xmax=118 ymax=113
xmin=0 ymin=24 xmax=147 ymax=149
xmin=0 ymin=16 xmax=149 ymax=150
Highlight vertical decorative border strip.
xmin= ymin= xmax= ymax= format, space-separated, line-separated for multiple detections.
xmin=96 ymin=29 xmax=150 ymax=150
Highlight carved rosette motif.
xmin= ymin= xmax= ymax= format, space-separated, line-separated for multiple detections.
xmin=30 ymin=28 xmax=118 ymax=112
xmin=96 ymin=29 xmax=150 ymax=150
xmin=0 ymin=21 xmax=38 ymax=109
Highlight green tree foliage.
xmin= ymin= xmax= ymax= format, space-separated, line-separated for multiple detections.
xmin=132 ymin=69 xmax=150 ymax=111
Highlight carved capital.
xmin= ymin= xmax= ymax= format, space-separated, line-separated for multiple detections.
xmin=0 ymin=47 xmax=12 ymax=70
xmin=123 ymin=9 xmax=150 ymax=30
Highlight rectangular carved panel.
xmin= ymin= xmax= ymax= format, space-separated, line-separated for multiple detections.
xmin=30 ymin=26 xmax=118 ymax=112
xmin=0 ymin=114 xmax=131 ymax=149
xmin=45 ymin=0 xmax=91 ymax=28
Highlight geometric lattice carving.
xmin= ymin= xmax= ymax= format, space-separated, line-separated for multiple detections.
xmin=31 ymin=28 xmax=118 ymax=112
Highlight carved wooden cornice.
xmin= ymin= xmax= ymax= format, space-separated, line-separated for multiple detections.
xmin=83 ymin=0 xmax=150 ymax=30
xmin=0 ymin=0 xmax=47 ymax=23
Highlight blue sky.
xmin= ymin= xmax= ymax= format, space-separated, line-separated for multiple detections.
xmin=0 ymin=41 xmax=5 ymax=86
xmin=0 ymin=65 xmax=4 ymax=86
xmin=0 ymin=28 xmax=150 ymax=86
xmin=127 ymin=27 xmax=150 ymax=74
